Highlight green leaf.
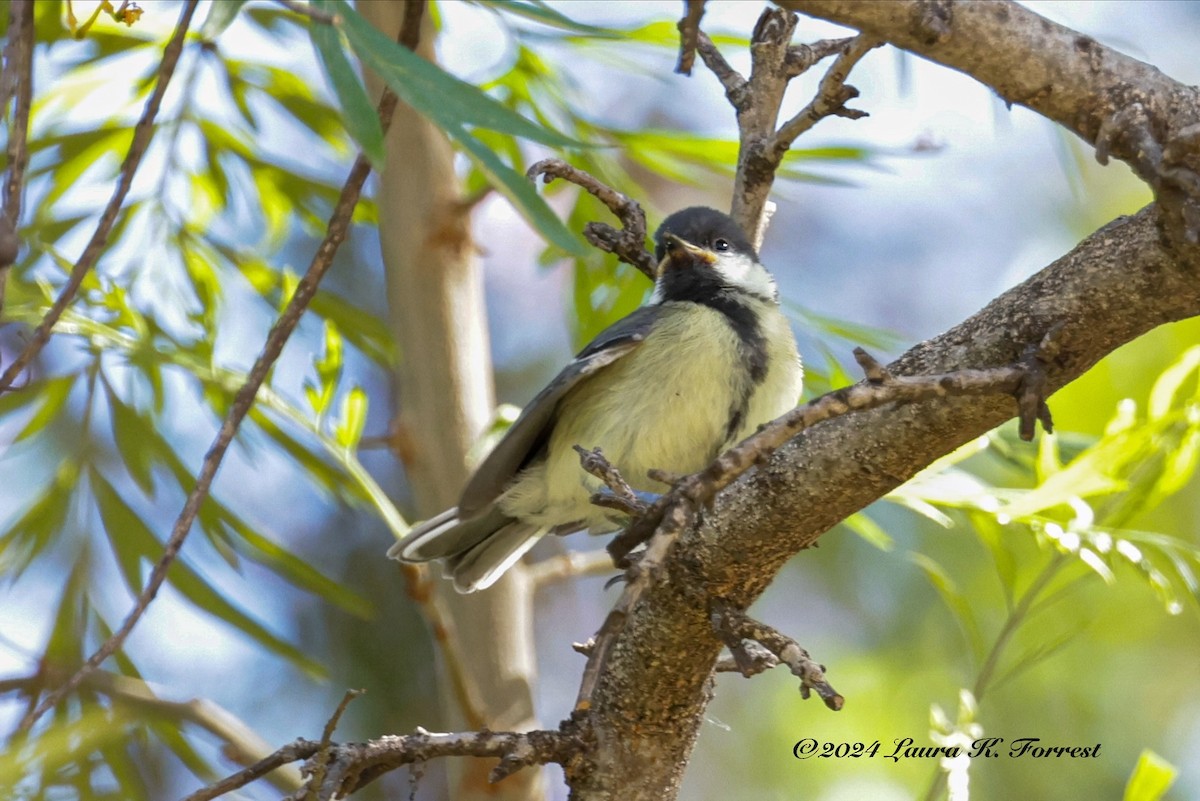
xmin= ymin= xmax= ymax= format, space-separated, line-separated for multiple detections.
xmin=783 ymin=300 xmax=903 ymax=351
xmin=91 ymin=473 xmax=325 ymax=677
xmin=1157 ymin=427 xmax=1200 ymax=497
xmin=331 ymin=1 xmax=587 ymax=254
xmin=0 ymin=705 xmax=133 ymax=790
xmin=908 ymin=552 xmax=985 ymax=662
xmin=334 ymin=386 xmax=368 ymax=449
xmin=991 ymin=627 xmax=1080 ymax=691
xmin=453 ymin=124 xmax=589 ymax=256
xmin=1147 ymin=345 xmax=1200 ymax=419
xmin=1124 ymin=750 xmax=1178 ymax=801
xmin=1002 ymin=460 xmax=1127 ymax=521
xmin=247 ymin=407 xmax=348 ymax=501
xmin=0 ymin=462 xmax=77 ymax=577
xmin=11 ymin=374 xmax=76 ymax=442
xmin=92 ymin=469 xmax=154 ymax=594
xmin=199 ymin=0 xmax=248 ymax=39
xmin=310 ymin=0 xmax=385 ymax=167
xmin=220 ymin=511 xmax=373 ymax=618
xmin=308 ymin=320 xmax=344 ymax=418
xmin=0 ymin=380 xmax=47 ymax=418
xmin=842 ymin=511 xmax=894 ymax=551
xmin=475 ymin=0 xmax=619 ymax=36
xmin=335 ymin=0 xmax=581 ymax=149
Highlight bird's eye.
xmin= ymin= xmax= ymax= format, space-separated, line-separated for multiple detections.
xmin=714 ymin=238 xmax=730 ymax=251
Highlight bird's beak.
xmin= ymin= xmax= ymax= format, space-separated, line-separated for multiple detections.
xmin=659 ymin=233 xmax=716 ymax=273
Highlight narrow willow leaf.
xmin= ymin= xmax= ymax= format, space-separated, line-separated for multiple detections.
xmin=1035 ymin=430 xmax=1062 ymax=483
xmin=92 ymin=470 xmax=153 ymax=594
xmin=13 ymin=374 xmax=76 ymax=442
xmin=1154 ymin=427 xmax=1200 ymax=498
xmin=991 ymin=627 xmax=1080 ymax=692
xmin=475 ymin=0 xmax=619 ymax=36
xmin=1124 ymin=750 xmax=1178 ymax=801
xmin=93 ymin=478 xmax=326 ymax=677
xmin=310 ymin=0 xmax=385 ymax=167
xmin=0 ymin=462 xmax=77 ymax=577
xmin=335 ymin=0 xmax=581 ymax=148
xmin=0 ymin=706 xmax=132 ymax=789
xmin=782 ymin=299 xmax=902 ymax=351
xmin=200 ymin=0 xmax=248 ymax=39
xmin=334 ymin=1 xmax=587 ymax=253
xmin=333 ymin=387 xmax=368 ymax=449
xmin=453 ymin=124 xmax=589 ymax=256
xmin=908 ymin=553 xmax=986 ymax=662
xmin=45 ymin=552 xmax=90 ymax=667
xmin=1147 ymin=346 xmax=1200 ymax=420
xmin=248 ymin=407 xmax=347 ymax=499
xmin=842 ymin=511 xmax=894 ymax=551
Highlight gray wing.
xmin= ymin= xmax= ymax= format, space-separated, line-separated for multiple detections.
xmin=458 ymin=304 xmax=662 ymax=517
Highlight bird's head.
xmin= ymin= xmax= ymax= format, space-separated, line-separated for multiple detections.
xmin=652 ymin=206 xmax=778 ymax=303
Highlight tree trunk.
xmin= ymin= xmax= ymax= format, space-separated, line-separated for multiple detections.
xmin=359 ymin=3 xmax=544 ymax=800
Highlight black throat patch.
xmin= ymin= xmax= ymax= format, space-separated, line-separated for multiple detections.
xmin=659 ymin=268 xmax=770 ymax=441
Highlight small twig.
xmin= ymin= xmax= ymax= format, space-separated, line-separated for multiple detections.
xmin=710 ymin=599 xmax=843 ymax=710
xmin=274 ymin=0 xmax=337 ymax=25
xmin=185 ymin=719 xmax=584 ymax=798
xmin=0 ymin=0 xmax=33 ymax=313
xmin=1094 ymin=103 xmax=1200 ymax=245
xmin=714 ymin=640 xmax=778 ymax=676
xmin=609 ymin=333 xmax=1060 ymax=565
xmin=695 ymin=31 xmax=748 ymax=110
xmin=397 ymin=562 xmax=488 ymax=729
xmin=526 ymin=158 xmax=656 ymax=280
xmin=574 ymin=444 xmax=649 ymax=518
xmin=528 ymin=550 xmax=618 ymax=589
xmin=771 ymin=34 xmax=880 ymax=159
xmin=674 ymin=0 xmax=706 ymax=75
xmin=784 ymin=36 xmax=858 ymax=77
xmin=183 ymin=739 xmax=318 ymax=801
xmin=18 ymin=3 xmax=423 ymax=733
xmin=1 ymin=0 xmax=33 ymax=246
xmin=0 ymin=0 xmax=199 ymax=393
xmin=304 ymin=690 xmax=364 ymax=801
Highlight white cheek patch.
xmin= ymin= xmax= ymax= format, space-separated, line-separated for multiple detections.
xmin=716 ymin=252 xmax=778 ymax=300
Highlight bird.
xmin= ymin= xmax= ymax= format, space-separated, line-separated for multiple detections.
xmin=389 ymin=206 xmax=802 ymax=592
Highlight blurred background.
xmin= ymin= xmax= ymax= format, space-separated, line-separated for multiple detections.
xmin=1 ymin=1 xmax=1199 ymax=799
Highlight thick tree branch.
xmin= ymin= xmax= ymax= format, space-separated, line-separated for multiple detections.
xmin=778 ymin=0 xmax=1200 ymax=247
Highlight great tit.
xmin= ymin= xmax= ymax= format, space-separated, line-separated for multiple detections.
xmin=389 ymin=206 xmax=802 ymax=592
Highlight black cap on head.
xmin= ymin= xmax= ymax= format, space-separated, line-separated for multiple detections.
xmin=653 ymin=207 xmax=757 ymax=263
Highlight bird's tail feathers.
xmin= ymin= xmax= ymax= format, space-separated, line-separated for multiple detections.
xmin=389 ymin=506 xmax=506 ymax=561
xmin=388 ymin=507 xmax=546 ymax=593
xmin=446 ymin=521 xmax=546 ymax=593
